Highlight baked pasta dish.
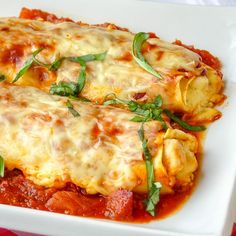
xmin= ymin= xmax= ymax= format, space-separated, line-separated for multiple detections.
xmin=0 ymin=8 xmax=225 ymax=221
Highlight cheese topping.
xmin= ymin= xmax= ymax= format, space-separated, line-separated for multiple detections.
xmin=0 ymin=18 xmax=224 ymax=121
xmin=0 ymin=84 xmax=198 ymax=195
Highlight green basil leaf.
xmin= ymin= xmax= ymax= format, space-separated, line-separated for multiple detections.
xmin=69 ymin=96 xmax=91 ymax=103
xmin=69 ymin=52 xmax=107 ymax=63
xmin=12 ymin=57 xmax=33 ymax=83
xmin=32 ymin=48 xmax=50 ymax=68
xmin=103 ymin=94 xmax=130 ymax=106
xmin=103 ymin=99 xmax=119 ymax=106
xmin=130 ymin=116 xmax=148 ymax=122
xmin=132 ymin=32 xmax=162 ymax=79
xmin=141 ymin=103 xmax=156 ymax=110
xmin=31 ymin=48 xmax=64 ymax=71
xmin=152 ymin=109 xmax=167 ymax=130
xmin=33 ymin=49 xmax=64 ymax=71
xmin=104 ymin=94 xmax=204 ymax=133
xmin=103 ymin=93 xmax=116 ymax=100
xmin=134 ymin=108 xmax=151 ymax=117
xmin=138 ymin=123 xmax=162 ymax=216
xmin=49 ymin=57 xmax=66 ymax=71
xmin=12 ymin=48 xmax=43 ymax=83
xmin=138 ymin=124 xmax=153 ymax=189
xmin=13 ymin=50 xmax=107 ymax=97
xmin=66 ymin=52 xmax=107 ymax=96
xmin=0 ymin=74 xmax=6 ymax=82
xmin=145 ymin=182 xmax=162 ymax=216
xmin=152 ymin=109 xmax=163 ymax=119
xmin=0 ymin=155 xmax=4 ymax=178
xmin=157 ymin=117 xmax=168 ymax=131
xmin=32 ymin=48 xmax=44 ymax=57
xmin=164 ymin=109 xmax=206 ymax=132
xmin=50 ymin=81 xmax=78 ymax=96
xmin=154 ymin=95 xmax=163 ymax=108
xmin=127 ymin=101 xmax=139 ymax=111
xmin=66 ymin=100 xmax=80 ymax=117
xmin=76 ymin=60 xmax=87 ymax=93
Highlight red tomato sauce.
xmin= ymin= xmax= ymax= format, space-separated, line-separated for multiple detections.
xmin=174 ymin=40 xmax=222 ymax=72
xmin=116 ymin=52 xmax=133 ymax=62
xmin=0 ymin=44 xmax=25 ymax=65
xmin=0 ymin=169 xmax=195 ymax=222
xmin=19 ymin=8 xmax=73 ymax=23
xmin=19 ymin=8 xmax=128 ymax=31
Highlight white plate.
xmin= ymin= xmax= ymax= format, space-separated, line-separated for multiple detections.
xmin=0 ymin=1 xmax=236 ymax=236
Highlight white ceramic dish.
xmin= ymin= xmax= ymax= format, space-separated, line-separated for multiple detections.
xmin=0 ymin=1 xmax=236 ymax=235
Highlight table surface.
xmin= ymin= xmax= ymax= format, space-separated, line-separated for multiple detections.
xmin=0 ymin=0 xmax=235 ymax=235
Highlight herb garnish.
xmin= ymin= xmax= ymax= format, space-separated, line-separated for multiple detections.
xmin=163 ymin=109 xmax=206 ymax=132
xmin=33 ymin=51 xmax=66 ymax=71
xmin=69 ymin=95 xmax=91 ymax=103
xmin=12 ymin=48 xmax=43 ymax=83
xmin=12 ymin=49 xmax=107 ymax=98
xmin=138 ymin=123 xmax=162 ymax=216
xmin=75 ymin=60 xmax=86 ymax=94
xmin=104 ymin=94 xmax=167 ymax=129
xmin=104 ymin=94 xmax=206 ymax=132
xmin=0 ymin=155 xmax=4 ymax=178
xmin=50 ymin=81 xmax=79 ymax=97
xmin=50 ymin=52 xmax=107 ymax=97
xmin=0 ymin=74 xmax=6 ymax=82
xmin=68 ymin=52 xmax=107 ymax=63
xmin=49 ymin=57 xmax=66 ymax=71
xmin=105 ymin=94 xmax=164 ymax=215
xmin=66 ymin=100 xmax=80 ymax=117
xmin=132 ymin=32 xmax=162 ymax=79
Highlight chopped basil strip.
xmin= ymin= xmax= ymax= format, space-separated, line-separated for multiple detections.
xmin=32 ymin=48 xmax=49 ymax=68
xmin=68 ymin=51 xmax=107 ymax=63
xmin=138 ymin=123 xmax=162 ymax=216
xmin=50 ymin=81 xmax=79 ymax=97
xmin=0 ymin=155 xmax=4 ymax=178
xmin=104 ymin=94 xmax=205 ymax=131
xmin=49 ymin=57 xmax=66 ymax=71
xmin=33 ymin=50 xmax=65 ymax=71
xmin=164 ymin=109 xmax=206 ymax=132
xmin=50 ymin=52 xmax=107 ymax=97
xmin=69 ymin=96 xmax=91 ymax=103
xmin=76 ymin=60 xmax=86 ymax=93
xmin=104 ymin=94 xmax=167 ymax=130
xmin=154 ymin=95 xmax=163 ymax=107
xmin=14 ymin=48 xmax=65 ymax=74
xmin=0 ymin=74 xmax=6 ymax=82
xmin=145 ymin=182 xmax=162 ymax=216
xmin=104 ymin=93 xmax=129 ymax=106
xmin=13 ymin=49 xmax=106 ymax=97
xmin=12 ymin=48 xmax=43 ymax=83
xmin=50 ymin=62 xmax=85 ymax=97
xmin=66 ymin=52 xmax=107 ymax=94
xmin=132 ymin=32 xmax=162 ymax=79
xmin=130 ymin=116 xmax=148 ymax=122
xmin=66 ymin=100 xmax=80 ymax=117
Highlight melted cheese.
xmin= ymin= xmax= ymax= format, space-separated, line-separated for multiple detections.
xmin=0 ymin=17 xmax=224 ymax=121
xmin=0 ymin=84 xmax=198 ymax=195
